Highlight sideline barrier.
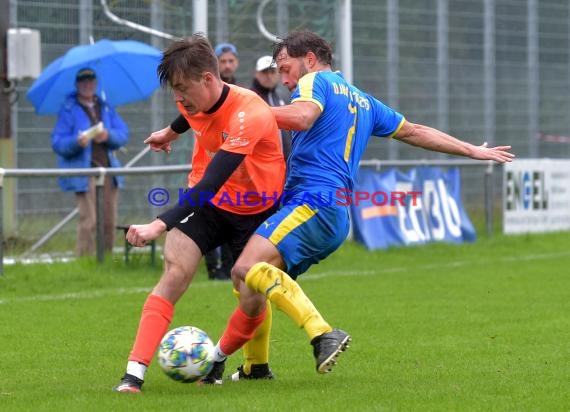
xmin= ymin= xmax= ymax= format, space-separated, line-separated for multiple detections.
xmin=351 ymin=167 xmax=476 ymax=250
xmin=504 ymin=159 xmax=570 ymax=234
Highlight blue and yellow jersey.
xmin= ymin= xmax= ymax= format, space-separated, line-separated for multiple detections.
xmin=285 ymin=71 xmax=404 ymax=195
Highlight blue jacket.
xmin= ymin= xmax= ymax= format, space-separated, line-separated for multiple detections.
xmin=51 ymin=93 xmax=129 ymax=193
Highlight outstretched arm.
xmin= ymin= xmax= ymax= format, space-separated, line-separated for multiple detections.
xmin=394 ymin=121 xmax=515 ymax=163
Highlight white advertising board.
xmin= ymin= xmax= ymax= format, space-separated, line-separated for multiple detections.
xmin=504 ymin=159 xmax=570 ymax=234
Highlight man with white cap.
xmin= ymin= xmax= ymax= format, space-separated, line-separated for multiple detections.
xmin=250 ymin=55 xmax=292 ymax=160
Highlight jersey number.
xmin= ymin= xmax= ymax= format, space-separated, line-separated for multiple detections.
xmin=344 ymin=102 xmax=358 ymax=162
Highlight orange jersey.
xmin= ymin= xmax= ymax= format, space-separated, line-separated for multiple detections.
xmin=179 ymin=85 xmax=285 ymax=214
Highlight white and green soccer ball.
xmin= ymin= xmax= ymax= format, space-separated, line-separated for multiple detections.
xmin=157 ymin=326 xmax=215 ymax=383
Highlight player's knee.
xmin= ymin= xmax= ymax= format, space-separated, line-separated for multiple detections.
xmin=231 ymin=262 xmax=250 ymax=282
xmin=155 ymin=265 xmax=194 ymax=302
xmin=232 ymin=261 xmax=269 ymax=283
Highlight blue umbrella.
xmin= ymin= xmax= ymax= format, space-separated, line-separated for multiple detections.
xmin=27 ymin=39 xmax=163 ymax=115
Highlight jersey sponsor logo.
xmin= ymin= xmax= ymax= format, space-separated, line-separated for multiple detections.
xmin=227 ymin=135 xmax=250 ymax=147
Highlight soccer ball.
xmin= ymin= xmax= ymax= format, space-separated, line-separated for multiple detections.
xmin=157 ymin=326 xmax=216 ymax=383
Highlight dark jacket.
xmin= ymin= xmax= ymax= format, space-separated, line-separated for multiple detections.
xmin=250 ymin=78 xmax=292 ymax=160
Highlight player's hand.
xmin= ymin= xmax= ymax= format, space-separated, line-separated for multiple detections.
xmin=144 ymin=126 xmax=179 ymax=153
xmin=469 ymin=142 xmax=515 ymax=163
xmin=126 ymin=219 xmax=167 ymax=247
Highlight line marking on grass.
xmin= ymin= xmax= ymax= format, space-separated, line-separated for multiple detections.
xmin=0 ymin=287 xmax=152 ymax=305
xmin=1 ymin=250 xmax=568 ymax=305
xmin=297 ymin=250 xmax=570 ymax=281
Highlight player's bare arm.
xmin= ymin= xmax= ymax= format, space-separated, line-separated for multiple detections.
xmin=394 ymin=120 xmax=515 ymax=163
xmin=271 ymin=100 xmax=321 ymax=131
xmin=144 ymin=125 xmax=180 ymax=153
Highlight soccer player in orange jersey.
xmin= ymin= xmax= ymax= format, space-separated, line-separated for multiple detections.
xmin=113 ymin=34 xmax=285 ymax=393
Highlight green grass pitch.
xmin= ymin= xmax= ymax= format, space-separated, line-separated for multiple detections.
xmin=1 ymin=232 xmax=569 ymax=411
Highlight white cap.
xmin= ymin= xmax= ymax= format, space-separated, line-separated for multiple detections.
xmin=255 ymin=55 xmax=277 ymax=72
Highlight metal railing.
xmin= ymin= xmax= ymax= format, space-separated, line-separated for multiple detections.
xmin=0 ymin=164 xmax=190 ymax=274
xmin=0 ymin=159 xmax=495 ymax=274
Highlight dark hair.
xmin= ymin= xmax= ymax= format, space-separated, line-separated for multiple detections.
xmin=272 ymin=30 xmax=333 ymax=66
xmin=158 ymin=34 xmax=219 ymax=87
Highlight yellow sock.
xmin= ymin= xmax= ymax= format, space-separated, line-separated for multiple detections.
xmin=233 ymin=288 xmax=272 ymax=375
xmin=245 ymin=262 xmax=332 ymax=341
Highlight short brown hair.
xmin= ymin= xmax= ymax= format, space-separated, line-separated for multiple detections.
xmin=272 ymin=30 xmax=333 ymax=66
xmin=158 ymin=34 xmax=220 ymax=87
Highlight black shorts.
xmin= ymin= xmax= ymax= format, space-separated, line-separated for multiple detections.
xmin=173 ymin=203 xmax=277 ymax=261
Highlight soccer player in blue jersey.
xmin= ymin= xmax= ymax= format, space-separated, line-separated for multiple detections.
xmin=196 ymin=29 xmax=515 ymax=381
xmin=151 ymin=30 xmax=514 ymax=380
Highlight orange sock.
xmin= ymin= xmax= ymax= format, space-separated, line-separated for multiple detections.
xmin=219 ymin=306 xmax=266 ymax=356
xmin=128 ymin=294 xmax=174 ymax=365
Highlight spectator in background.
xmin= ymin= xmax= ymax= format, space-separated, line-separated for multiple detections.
xmin=51 ymin=68 xmax=129 ymax=256
xmin=204 ymin=42 xmax=242 ymax=280
xmin=250 ymin=55 xmax=292 ymax=160
xmin=215 ymin=42 xmax=240 ymax=85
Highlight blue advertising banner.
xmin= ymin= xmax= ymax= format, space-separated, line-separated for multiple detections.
xmin=350 ymin=167 xmax=476 ymax=250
